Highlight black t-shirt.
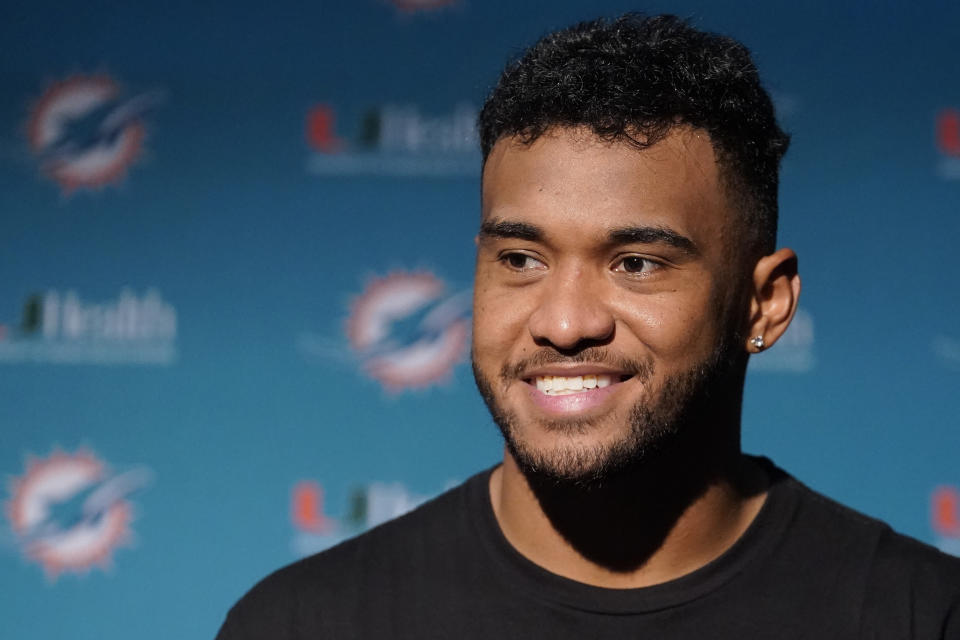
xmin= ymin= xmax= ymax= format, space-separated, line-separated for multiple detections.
xmin=217 ymin=460 xmax=960 ymax=639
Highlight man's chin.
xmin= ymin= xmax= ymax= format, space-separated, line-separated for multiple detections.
xmin=475 ymin=369 xmax=670 ymax=488
xmin=504 ymin=427 xmax=655 ymax=489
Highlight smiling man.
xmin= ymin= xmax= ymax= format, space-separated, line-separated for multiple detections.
xmin=217 ymin=14 xmax=960 ymax=639
xmin=470 ymin=123 xmax=787 ymax=588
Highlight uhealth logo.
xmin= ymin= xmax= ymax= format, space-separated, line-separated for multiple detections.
xmin=5 ymin=449 xmax=152 ymax=580
xmin=932 ymin=485 xmax=960 ymax=556
xmin=936 ymin=108 xmax=960 ymax=180
xmin=305 ymin=103 xmax=479 ymax=177
xmin=290 ymin=478 xmax=437 ymax=557
xmin=0 ymin=288 xmax=178 ymax=365
xmin=27 ymin=74 xmax=163 ymax=193
xmin=347 ymin=272 xmax=470 ymax=390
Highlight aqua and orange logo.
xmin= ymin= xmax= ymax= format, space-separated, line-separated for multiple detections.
xmin=5 ymin=449 xmax=152 ymax=579
xmin=931 ymin=485 xmax=960 ymax=556
xmin=26 ymin=74 xmax=163 ymax=193
xmin=347 ymin=271 xmax=470 ymax=391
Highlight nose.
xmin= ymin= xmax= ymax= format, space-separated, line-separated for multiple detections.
xmin=527 ymin=266 xmax=615 ymax=351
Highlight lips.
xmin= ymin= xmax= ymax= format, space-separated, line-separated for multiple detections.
xmin=519 ymin=369 xmax=635 ymax=415
xmin=534 ymin=374 xmax=613 ymax=395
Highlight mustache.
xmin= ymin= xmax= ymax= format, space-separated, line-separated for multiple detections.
xmin=499 ymin=347 xmax=655 ymax=382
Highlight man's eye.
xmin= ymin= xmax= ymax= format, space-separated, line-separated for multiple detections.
xmin=614 ymin=256 xmax=657 ymax=274
xmin=501 ymin=253 xmax=545 ymax=271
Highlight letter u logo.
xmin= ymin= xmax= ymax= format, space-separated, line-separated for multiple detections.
xmin=937 ymin=109 xmax=960 ymax=156
xmin=932 ymin=486 xmax=960 ymax=537
xmin=292 ymin=481 xmax=333 ymax=533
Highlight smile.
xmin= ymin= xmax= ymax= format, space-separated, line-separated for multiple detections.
xmin=520 ymin=371 xmax=633 ymax=415
xmin=535 ymin=374 xmax=611 ymax=395
xmin=524 ymin=373 xmax=633 ymax=396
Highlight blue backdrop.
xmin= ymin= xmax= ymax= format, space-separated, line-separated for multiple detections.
xmin=2 ymin=1 xmax=959 ymax=638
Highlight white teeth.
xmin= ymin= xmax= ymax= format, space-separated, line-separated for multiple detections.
xmin=534 ymin=374 xmax=614 ymax=395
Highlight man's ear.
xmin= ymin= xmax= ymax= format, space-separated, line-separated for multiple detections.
xmin=745 ymin=248 xmax=801 ymax=353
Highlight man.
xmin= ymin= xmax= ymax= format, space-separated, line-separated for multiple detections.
xmin=218 ymin=14 xmax=960 ymax=638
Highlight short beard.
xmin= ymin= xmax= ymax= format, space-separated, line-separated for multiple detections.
xmin=472 ymin=340 xmax=743 ymax=490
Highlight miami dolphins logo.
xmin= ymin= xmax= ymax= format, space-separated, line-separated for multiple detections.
xmin=27 ymin=74 xmax=162 ymax=193
xmin=347 ymin=272 xmax=470 ymax=390
xmin=5 ymin=449 xmax=151 ymax=580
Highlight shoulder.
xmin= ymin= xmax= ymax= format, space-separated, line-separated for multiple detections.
xmin=783 ymin=472 xmax=960 ymax=576
xmin=788 ymin=475 xmax=960 ymax=570
xmin=775 ymin=472 xmax=960 ymax=636
xmin=216 ymin=469 xmax=489 ymax=639
xmin=784 ymin=474 xmax=894 ymax=538
xmin=860 ymin=527 xmax=960 ymax=637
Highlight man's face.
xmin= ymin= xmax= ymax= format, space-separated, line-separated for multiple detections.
xmin=472 ymin=126 xmax=748 ymax=483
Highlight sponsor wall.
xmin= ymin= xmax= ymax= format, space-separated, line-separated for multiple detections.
xmin=2 ymin=1 xmax=958 ymax=638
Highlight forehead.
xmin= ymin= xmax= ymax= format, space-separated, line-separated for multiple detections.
xmin=480 ymin=127 xmax=735 ymax=253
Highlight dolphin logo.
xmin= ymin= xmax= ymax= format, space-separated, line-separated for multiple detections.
xmin=27 ymin=75 xmax=163 ymax=192
xmin=347 ymin=272 xmax=471 ymax=390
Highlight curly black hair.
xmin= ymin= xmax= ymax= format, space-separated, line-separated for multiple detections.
xmin=478 ymin=13 xmax=790 ymax=255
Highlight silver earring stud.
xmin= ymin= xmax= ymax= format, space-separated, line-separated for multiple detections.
xmin=750 ymin=335 xmax=765 ymax=350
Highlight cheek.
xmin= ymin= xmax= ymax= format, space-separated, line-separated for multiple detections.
xmin=471 ymin=287 xmax=530 ymax=358
xmin=617 ymin=293 xmax=721 ymax=359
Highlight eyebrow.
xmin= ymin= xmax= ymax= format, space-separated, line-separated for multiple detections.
xmin=608 ymin=226 xmax=699 ymax=255
xmin=478 ymin=220 xmax=543 ymax=241
xmin=479 ymin=219 xmax=699 ymax=256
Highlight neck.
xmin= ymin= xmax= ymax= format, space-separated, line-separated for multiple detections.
xmin=489 ymin=445 xmax=768 ymax=589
